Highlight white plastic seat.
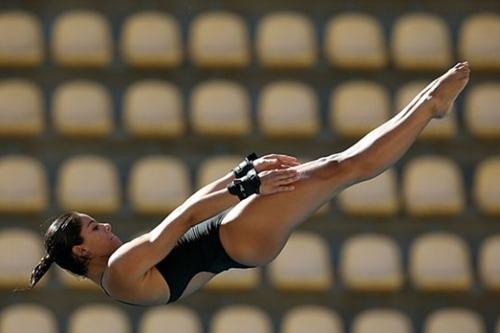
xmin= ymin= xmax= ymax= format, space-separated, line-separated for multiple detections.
xmin=330 ymin=81 xmax=390 ymax=138
xmin=123 ymin=80 xmax=184 ymax=138
xmin=281 ymin=305 xmax=343 ymax=333
xmin=52 ymin=10 xmax=112 ymax=67
xmin=395 ymin=81 xmax=457 ymax=140
xmin=0 ymin=11 xmax=43 ymax=66
xmin=392 ymin=13 xmax=451 ymax=69
xmin=352 ymin=309 xmax=413 ymax=333
xmin=459 ymin=14 xmax=500 ymax=69
xmin=139 ymin=306 xmax=201 ymax=333
xmin=57 ymin=156 xmax=120 ymax=213
xmin=128 ymin=156 xmax=190 ymax=214
xmin=189 ymin=12 xmax=249 ymax=67
xmin=0 ymin=228 xmax=45 ymax=287
xmin=68 ymin=304 xmax=130 ymax=333
xmin=190 ymin=80 xmax=251 ymax=136
xmin=424 ymin=308 xmax=485 ymax=333
xmin=52 ymin=80 xmax=113 ymax=137
xmin=268 ymin=232 xmax=332 ymax=290
xmin=402 ymin=156 xmax=464 ymax=216
xmin=465 ymin=83 xmax=500 ymax=138
xmin=0 ymin=79 xmax=44 ymax=136
xmin=324 ymin=13 xmax=387 ymax=69
xmin=478 ymin=234 xmax=500 ymax=290
xmin=340 ymin=234 xmax=403 ymax=291
xmin=0 ymin=155 xmax=48 ymax=213
xmin=410 ymin=233 xmax=472 ymax=291
xmin=0 ymin=304 xmax=57 ymax=333
xmin=121 ymin=11 xmax=182 ymax=67
xmin=258 ymin=81 xmax=319 ymax=137
xmin=473 ymin=157 xmax=500 ymax=215
xmin=256 ymin=11 xmax=316 ymax=68
xmin=338 ymin=169 xmax=399 ymax=215
xmin=210 ymin=305 xmax=272 ymax=333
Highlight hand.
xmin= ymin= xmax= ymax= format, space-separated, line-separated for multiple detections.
xmin=253 ymin=154 xmax=300 ymax=173
xmin=258 ymin=168 xmax=301 ymax=195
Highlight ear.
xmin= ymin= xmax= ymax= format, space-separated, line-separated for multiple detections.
xmin=72 ymin=245 xmax=90 ymax=258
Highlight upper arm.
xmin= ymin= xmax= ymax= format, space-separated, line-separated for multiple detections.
xmin=108 ymin=205 xmax=193 ymax=282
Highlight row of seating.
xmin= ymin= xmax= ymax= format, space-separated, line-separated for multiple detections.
xmin=1 ymin=79 xmax=499 ymax=138
xmin=0 ymin=154 xmax=499 ymax=215
xmin=1 ymin=10 xmax=499 ymax=69
xmin=0 ymin=303 xmax=496 ymax=333
xmin=2 ymin=227 xmax=499 ymax=291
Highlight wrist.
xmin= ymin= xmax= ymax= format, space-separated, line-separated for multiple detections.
xmin=227 ymin=169 xmax=261 ymax=200
xmin=232 ymin=152 xmax=258 ymax=178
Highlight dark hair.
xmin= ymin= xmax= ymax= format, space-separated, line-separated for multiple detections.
xmin=29 ymin=212 xmax=89 ymax=289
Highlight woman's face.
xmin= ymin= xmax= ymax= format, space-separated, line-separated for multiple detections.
xmin=73 ymin=212 xmax=123 ymax=259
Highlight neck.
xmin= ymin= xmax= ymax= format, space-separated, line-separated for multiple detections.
xmin=85 ymin=255 xmax=110 ymax=284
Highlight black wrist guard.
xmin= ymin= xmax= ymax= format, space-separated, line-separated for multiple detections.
xmin=232 ymin=152 xmax=258 ymax=178
xmin=227 ymin=169 xmax=261 ymax=200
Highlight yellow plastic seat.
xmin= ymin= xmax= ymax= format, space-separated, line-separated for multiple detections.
xmin=392 ymin=13 xmax=451 ymax=69
xmin=56 ymin=266 xmax=98 ymax=290
xmin=330 ymin=81 xmax=390 ymax=138
xmin=324 ymin=13 xmax=387 ymax=69
xmin=0 ymin=228 xmax=45 ymax=287
xmin=52 ymin=80 xmax=113 ymax=137
xmin=52 ymin=10 xmax=112 ymax=67
xmin=210 ymin=305 xmax=272 ymax=333
xmin=128 ymin=156 xmax=190 ymax=214
xmin=459 ymin=14 xmax=500 ymax=69
xmin=281 ymin=305 xmax=343 ymax=333
xmin=256 ymin=11 xmax=316 ymax=68
xmin=395 ymin=81 xmax=457 ymax=140
xmin=340 ymin=234 xmax=403 ymax=291
xmin=121 ymin=11 xmax=182 ymax=67
xmin=410 ymin=233 xmax=472 ymax=291
xmin=189 ymin=12 xmax=249 ymax=67
xmin=258 ymin=81 xmax=319 ymax=138
xmin=0 ymin=11 xmax=43 ymax=66
xmin=402 ymin=156 xmax=464 ymax=216
xmin=268 ymin=232 xmax=332 ymax=290
xmin=465 ymin=83 xmax=500 ymax=138
xmin=57 ymin=156 xmax=120 ymax=213
xmin=123 ymin=80 xmax=184 ymax=138
xmin=479 ymin=235 xmax=500 ymax=290
xmin=190 ymin=80 xmax=251 ymax=136
xmin=0 ymin=156 xmax=48 ymax=213
xmin=197 ymin=155 xmax=241 ymax=188
xmin=139 ymin=306 xmax=201 ymax=333
xmin=0 ymin=79 xmax=44 ymax=136
xmin=352 ymin=309 xmax=413 ymax=333
xmin=0 ymin=304 xmax=57 ymax=333
xmin=424 ymin=308 xmax=485 ymax=333
xmin=68 ymin=304 xmax=130 ymax=333
xmin=473 ymin=157 xmax=500 ymax=215
xmin=338 ymin=169 xmax=399 ymax=216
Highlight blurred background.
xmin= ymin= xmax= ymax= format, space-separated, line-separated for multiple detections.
xmin=0 ymin=0 xmax=499 ymax=332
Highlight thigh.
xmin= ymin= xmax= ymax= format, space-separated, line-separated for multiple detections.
xmin=219 ymin=155 xmax=357 ymax=266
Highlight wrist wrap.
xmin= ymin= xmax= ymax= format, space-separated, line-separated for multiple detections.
xmin=232 ymin=152 xmax=258 ymax=178
xmin=227 ymin=169 xmax=261 ymax=200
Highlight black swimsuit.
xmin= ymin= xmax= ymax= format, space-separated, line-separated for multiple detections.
xmin=100 ymin=209 xmax=254 ymax=305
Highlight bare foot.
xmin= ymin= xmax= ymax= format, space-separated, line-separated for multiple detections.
xmin=430 ymin=62 xmax=470 ymax=118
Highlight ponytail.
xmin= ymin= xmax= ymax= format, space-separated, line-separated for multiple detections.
xmin=29 ymin=254 xmax=54 ymax=289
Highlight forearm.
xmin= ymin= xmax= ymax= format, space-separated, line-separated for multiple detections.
xmin=342 ymin=95 xmax=435 ymax=179
xmin=183 ymin=188 xmax=240 ymax=227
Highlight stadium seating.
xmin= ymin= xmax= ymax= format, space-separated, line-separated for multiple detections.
xmin=473 ymin=157 xmax=500 ymax=215
xmin=351 ymin=309 xmax=413 ymax=333
xmin=464 ymin=83 xmax=500 ymax=139
xmin=281 ymin=305 xmax=343 ymax=333
xmin=0 ymin=11 xmax=43 ymax=66
xmin=123 ymin=80 xmax=185 ymax=138
xmin=51 ymin=10 xmax=112 ymax=67
xmin=339 ymin=233 xmax=403 ymax=291
xmin=478 ymin=234 xmax=500 ymax=289
xmin=210 ymin=305 xmax=272 ymax=333
xmin=0 ymin=79 xmax=44 ymax=137
xmin=423 ymin=308 xmax=485 ymax=333
xmin=68 ymin=304 xmax=131 ymax=333
xmin=139 ymin=306 xmax=202 ymax=333
xmin=121 ymin=11 xmax=182 ymax=67
xmin=0 ymin=304 xmax=58 ymax=333
xmin=459 ymin=13 xmax=500 ymax=69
